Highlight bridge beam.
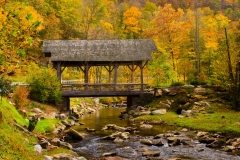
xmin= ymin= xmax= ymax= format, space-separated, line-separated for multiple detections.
xmin=62 ymin=97 xmax=70 ymax=111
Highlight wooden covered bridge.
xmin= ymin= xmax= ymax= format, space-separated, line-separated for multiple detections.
xmin=42 ymin=39 xmax=157 ymax=109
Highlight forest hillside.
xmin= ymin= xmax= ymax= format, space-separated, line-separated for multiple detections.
xmin=1 ymin=0 xmax=240 ymax=109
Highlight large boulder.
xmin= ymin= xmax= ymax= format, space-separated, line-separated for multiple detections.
xmin=154 ymin=88 xmax=163 ymax=97
xmin=64 ymin=128 xmax=85 ymax=140
xmin=152 ymin=109 xmax=167 ymax=115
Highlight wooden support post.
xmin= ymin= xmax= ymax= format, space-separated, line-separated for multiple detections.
xmin=62 ymin=97 xmax=70 ymax=112
xmin=57 ymin=62 xmax=61 ymax=81
xmin=127 ymin=96 xmax=132 ymax=112
xmin=84 ymin=63 xmax=89 ymax=91
xmin=114 ymin=63 xmax=118 ymax=91
xmin=139 ymin=61 xmax=148 ymax=92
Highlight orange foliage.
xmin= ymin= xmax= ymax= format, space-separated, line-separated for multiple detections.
xmin=12 ymin=86 xmax=29 ymax=109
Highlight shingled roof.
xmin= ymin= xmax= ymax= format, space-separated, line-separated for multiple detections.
xmin=42 ymin=39 xmax=157 ymax=62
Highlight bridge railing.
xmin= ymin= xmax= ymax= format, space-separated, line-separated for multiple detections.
xmin=61 ymin=83 xmax=147 ymax=92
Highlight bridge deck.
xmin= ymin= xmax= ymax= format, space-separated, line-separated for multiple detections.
xmin=61 ymin=83 xmax=146 ymax=97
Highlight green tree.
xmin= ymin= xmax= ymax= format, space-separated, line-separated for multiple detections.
xmin=27 ymin=65 xmax=62 ymax=104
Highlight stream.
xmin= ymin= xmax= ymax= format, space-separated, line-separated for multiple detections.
xmin=71 ymin=107 xmax=240 ymax=160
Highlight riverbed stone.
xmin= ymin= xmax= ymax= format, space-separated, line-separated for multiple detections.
xmin=206 ymin=139 xmax=225 ymax=148
xmin=140 ymin=139 xmax=153 ymax=146
xmin=221 ymin=145 xmax=235 ymax=152
xmin=64 ymin=128 xmax=85 ymax=140
xmin=167 ymin=137 xmax=181 ymax=146
xmin=152 ymin=139 xmax=164 ymax=146
xmin=194 ymin=87 xmax=206 ymax=95
xmin=114 ymin=138 xmax=124 ymax=143
xmin=198 ymin=137 xmax=216 ymax=144
xmin=154 ymin=88 xmax=162 ymax=97
xmin=105 ymin=156 xmax=127 ymax=160
xmin=197 ymin=131 xmax=209 ymax=137
xmin=140 ymin=124 xmax=153 ymax=129
xmin=142 ymin=151 xmax=160 ymax=157
xmin=101 ymin=152 xmax=117 ymax=157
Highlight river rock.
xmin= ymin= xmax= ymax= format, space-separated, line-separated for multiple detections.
xmin=44 ymin=155 xmax=53 ymax=160
xmin=167 ymin=137 xmax=181 ymax=146
xmin=114 ymin=138 xmax=124 ymax=143
xmin=53 ymin=153 xmax=86 ymax=160
xmin=197 ymin=131 xmax=209 ymax=137
xmin=140 ymin=139 xmax=153 ymax=146
xmin=154 ymin=88 xmax=162 ymax=97
xmin=154 ymin=134 xmax=164 ymax=139
xmin=105 ymin=156 xmax=127 ymax=160
xmin=221 ymin=145 xmax=235 ymax=152
xmin=152 ymin=139 xmax=164 ymax=146
xmin=34 ymin=144 xmax=42 ymax=154
xmin=194 ymin=87 xmax=206 ymax=94
xmin=30 ymin=108 xmax=43 ymax=114
xmin=102 ymin=124 xmax=117 ymax=130
xmin=61 ymin=120 xmax=72 ymax=127
xmin=181 ymin=110 xmax=192 ymax=117
xmin=181 ymin=128 xmax=188 ymax=132
xmin=198 ymin=137 xmax=216 ymax=144
xmin=152 ymin=109 xmax=167 ymax=115
xmin=39 ymin=140 xmax=50 ymax=149
xmin=58 ymin=141 xmax=73 ymax=150
xmin=137 ymin=111 xmax=151 ymax=116
xmin=140 ymin=124 xmax=153 ymax=129
xmin=206 ymin=139 xmax=225 ymax=148
xmin=142 ymin=151 xmax=160 ymax=157
xmin=101 ymin=152 xmax=117 ymax=157
xmin=64 ymin=128 xmax=85 ymax=140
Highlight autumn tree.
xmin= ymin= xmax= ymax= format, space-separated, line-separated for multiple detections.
xmin=0 ymin=2 xmax=44 ymax=74
xmin=123 ymin=6 xmax=142 ymax=38
xmin=145 ymin=4 xmax=191 ymax=83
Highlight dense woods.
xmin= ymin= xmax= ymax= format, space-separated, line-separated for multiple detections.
xmin=1 ymin=0 xmax=240 ymax=109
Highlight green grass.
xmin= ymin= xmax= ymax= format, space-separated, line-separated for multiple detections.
xmin=34 ymin=119 xmax=59 ymax=134
xmin=0 ymin=97 xmax=65 ymax=159
xmin=0 ymin=98 xmax=43 ymax=160
xmin=135 ymin=111 xmax=240 ymax=135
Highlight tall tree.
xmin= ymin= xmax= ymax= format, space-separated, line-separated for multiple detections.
xmin=146 ymin=4 xmax=191 ymax=73
xmin=123 ymin=6 xmax=142 ymax=38
xmin=0 ymin=2 xmax=44 ymax=73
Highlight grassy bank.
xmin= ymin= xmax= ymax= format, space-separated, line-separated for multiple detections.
xmin=0 ymin=97 xmax=69 ymax=159
xmin=135 ymin=110 xmax=240 ymax=135
xmin=0 ymin=98 xmax=43 ymax=160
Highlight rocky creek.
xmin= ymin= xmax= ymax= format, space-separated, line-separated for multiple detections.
xmin=69 ymin=107 xmax=240 ymax=160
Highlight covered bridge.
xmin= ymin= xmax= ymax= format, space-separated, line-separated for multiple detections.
xmin=42 ymin=39 xmax=157 ymax=109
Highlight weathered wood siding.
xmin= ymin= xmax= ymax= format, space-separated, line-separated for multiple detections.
xmin=42 ymin=39 xmax=157 ymax=62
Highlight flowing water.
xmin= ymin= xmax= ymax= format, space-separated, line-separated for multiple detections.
xmin=71 ymin=107 xmax=240 ymax=160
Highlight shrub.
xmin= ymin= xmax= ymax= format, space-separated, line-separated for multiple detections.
xmin=12 ymin=86 xmax=29 ymax=109
xmin=190 ymin=80 xmax=207 ymax=86
xmin=170 ymin=81 xmax=185 ymax=86
xmin=27 ymin=67 xmax=62 ymax=105
xmin=0 ymin=76 xmax=12 ymax=97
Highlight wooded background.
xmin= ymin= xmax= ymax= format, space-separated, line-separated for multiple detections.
xmin=1 ymin=0 xmax=240 ymax=91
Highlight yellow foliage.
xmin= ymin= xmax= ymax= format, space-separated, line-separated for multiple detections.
xmin=100 ymin=20 xmax=114 ymax=33
xmin=9 ymin=3 xmax=45 ymax=31
xmin=123 ymin=6 xmax=142 ymax=34
xmin=0 ymin=8 xmax=7 ymax=30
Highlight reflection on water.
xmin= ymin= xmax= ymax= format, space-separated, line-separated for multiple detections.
xmin=73 ymin=107 xmax=176 ymax=136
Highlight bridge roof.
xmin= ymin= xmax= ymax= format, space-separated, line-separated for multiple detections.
xmin=42 ymin=39 xmax=157 ymax=62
